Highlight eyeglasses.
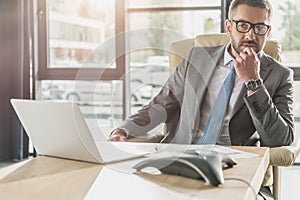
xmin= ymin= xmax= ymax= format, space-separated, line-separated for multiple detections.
xmin=231 ymin=19 xmax=270 ymax=36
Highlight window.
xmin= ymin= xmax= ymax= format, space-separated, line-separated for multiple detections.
xmin=37 ymin=0 xmax=124 ymax=80
xmin=35 ymin=0 xmax=227 ymax=137
xmin=126 ymin=0 xmax=226 ymax=114
xmin=269 ymin=0 xmax=300 ymax=139
xmin=127 ymin=0 xmax=221 ymax=8
xmin=31 ymin=0 xmax=300 ymax=149
xmin=269 ymin=0 xmax=300 ymax=69
xmin=36 ymin=0 xmax=126 ymax=137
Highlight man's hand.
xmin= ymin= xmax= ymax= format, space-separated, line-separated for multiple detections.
xmin=108 ymin=129 xmax=128 ymax=142
xmin=232 ymin=47 xmax=261 ymax=83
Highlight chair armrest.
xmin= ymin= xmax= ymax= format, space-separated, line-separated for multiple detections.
xmin=270 ymin=138 xmax=300 ymax=166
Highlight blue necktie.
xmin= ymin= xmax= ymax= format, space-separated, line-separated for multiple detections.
xmin=200 ymin=61 xmax=236 ymax=144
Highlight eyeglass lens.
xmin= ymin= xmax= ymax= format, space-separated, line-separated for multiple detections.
xmin=235 ymin=21 xmax=269 ymax=35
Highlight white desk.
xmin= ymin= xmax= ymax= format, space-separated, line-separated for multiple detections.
xmin=0 ymin=146 xmax=269 ymax=200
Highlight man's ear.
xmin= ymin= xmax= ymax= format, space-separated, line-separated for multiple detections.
xmin=266 ymin=26 xmax=272 ymax=37
xmin=225 ymin=19 xmax=232 ymax=37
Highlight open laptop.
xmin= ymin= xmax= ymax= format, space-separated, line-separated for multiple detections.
xmin=10 ymin=99 xmax=172 ymax=164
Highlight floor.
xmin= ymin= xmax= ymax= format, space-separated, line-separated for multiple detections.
xmin=281 ymin=165 xmax=300 ymax=200
xmin=0 ymin=160 xmax=21 ymax=168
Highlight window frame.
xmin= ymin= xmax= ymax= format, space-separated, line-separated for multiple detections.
xmin=127 ymin=1 xmax=227 ymax=33
xmin=36 ymin=0 xmax=125 ymax=81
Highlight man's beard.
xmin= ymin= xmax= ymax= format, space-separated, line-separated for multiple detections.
xmin=230 ymin=35 xmax=260 ymax=54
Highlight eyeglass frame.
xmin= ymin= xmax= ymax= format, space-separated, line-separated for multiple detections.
xmin=230 ymin=19 xmax=271 ymax=36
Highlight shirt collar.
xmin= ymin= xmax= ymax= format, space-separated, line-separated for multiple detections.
xmin=224 ymin=43 xmax=234 ymax=67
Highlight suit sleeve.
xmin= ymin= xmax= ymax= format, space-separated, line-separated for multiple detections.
xmin=119 ymin=49 xmax=193 ymax=138
xmin=243 ymin=68 xmax=294 ymax=147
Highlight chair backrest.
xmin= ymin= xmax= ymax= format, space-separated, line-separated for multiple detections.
xmin=169 ymin=33 xmax=281 ymax=72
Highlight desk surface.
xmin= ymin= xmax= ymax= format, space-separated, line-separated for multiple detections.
xmin=0 ymin=146 xmax=269 ymax=200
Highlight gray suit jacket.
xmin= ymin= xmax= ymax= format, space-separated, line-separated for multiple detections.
xmin=121 ymin=45 xmax=294 ymax=147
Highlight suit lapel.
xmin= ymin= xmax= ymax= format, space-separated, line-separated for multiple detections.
xmin=190 ymin=46 xmax=226 ymax=136
xmin=192 ymin=45 xmax=227 ymax=106
xmin=197 ymin=45 xmax=227 ymax=110
xmin=201 ymin=46 xmax=227 ymax=85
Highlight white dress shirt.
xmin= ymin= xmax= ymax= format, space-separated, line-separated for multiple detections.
xmin=194 ymin=43 xmax=244 ymax=145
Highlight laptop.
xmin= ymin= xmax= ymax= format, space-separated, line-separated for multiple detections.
xmin=10 ymin=99 xmax=173 ymax=164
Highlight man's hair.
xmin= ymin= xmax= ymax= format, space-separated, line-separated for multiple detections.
xmin=228 ymin=0 xmax=273 ymax=21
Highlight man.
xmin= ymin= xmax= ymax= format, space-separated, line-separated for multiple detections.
xmin=109 ymin=0 xmax=294 ymax=148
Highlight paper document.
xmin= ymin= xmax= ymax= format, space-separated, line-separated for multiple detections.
xmin=195 ymin=145 xmax=258 ymax=159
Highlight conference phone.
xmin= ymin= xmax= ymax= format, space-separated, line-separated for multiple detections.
xmin=133 ymin=150 xmax=237 ymax=186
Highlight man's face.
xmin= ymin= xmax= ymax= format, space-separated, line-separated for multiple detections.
xmin=226 ymin=4 xmax=272 ymax=55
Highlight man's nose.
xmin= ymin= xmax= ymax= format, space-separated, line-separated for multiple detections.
xmin=245 ymin=28 xmax=256 ymax=40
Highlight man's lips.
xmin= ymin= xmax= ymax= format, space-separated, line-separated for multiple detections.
xmin=239 ymin=42 xmax=260 ymax=54
xmin=241 ymin=42 xmax=257 ymax=48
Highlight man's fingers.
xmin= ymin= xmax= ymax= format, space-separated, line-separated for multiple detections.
xmin=234 ymin=52 xmax=243 ymax=63
xmin=108 ymin=134 xmax=127 ymax=142
xmin=243 ymin=47 xmax=253 ymax=56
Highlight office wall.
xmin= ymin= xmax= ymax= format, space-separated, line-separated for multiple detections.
xmin=0 ymin=0 xmax=30 ymax=161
